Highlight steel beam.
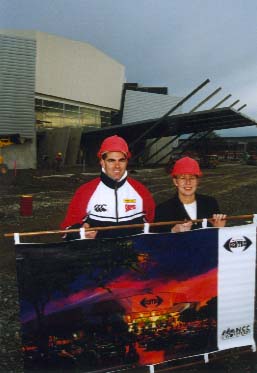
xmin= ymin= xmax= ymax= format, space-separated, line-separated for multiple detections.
xmin=237 ymin=104 xmax=247 ymax=111
xmin=229 ymin=99 xmax=240 ymax=108
xmin=130 ymin=79 xmax=210 ymax=151
xmin=190 ymin=87 xmax=222 ymax=112
xmin=211 ymin=94 xmax=232 ymax=109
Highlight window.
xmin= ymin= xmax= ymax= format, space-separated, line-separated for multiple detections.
xmin=80 ymin=107 xmax=100 ymax=127
xmin=35 ymin=98 xmax=42 ymax=107
xmin=35 ymin=98 xmax=106 ymax=129
xmin=65 ymin=104 xmax=79 ymax=112
xmin=100 ymin=111 xmax=111 ymax=127
xmin=43 ymin=100 xmax=63 ymax=110
xmin=64 ymin=112 xmax=80 ymax=127
xmin=44 ymin=107 xmax=63 ymax=127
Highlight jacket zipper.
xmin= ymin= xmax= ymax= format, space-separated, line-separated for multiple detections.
xmin=115 ymin=183 xmax=118 ymax=223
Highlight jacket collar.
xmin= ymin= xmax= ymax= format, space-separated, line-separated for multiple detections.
xmin=100 ymin=170 xmax=127 ymax=189
xmin=175 ymin=192 xmax=198 ymax=205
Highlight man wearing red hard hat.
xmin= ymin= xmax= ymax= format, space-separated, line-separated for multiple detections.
xmin=155 ymin=156 xmax=226 ymax=233
xmin=61 ymin=135 xmax=155 ymax=238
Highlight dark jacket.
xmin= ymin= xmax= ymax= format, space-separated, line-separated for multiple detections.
xmin=155 ymin=193 xmax=220 ymax=232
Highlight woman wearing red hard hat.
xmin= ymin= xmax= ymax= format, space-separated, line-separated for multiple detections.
xmin=155 ymin=156 xmax=226 ymax=233
xmin=61 ymin=135 xmax=155 ymax=239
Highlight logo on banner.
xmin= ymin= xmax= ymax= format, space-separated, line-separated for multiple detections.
xmin=221 ymin=325 xmax=251 ymax=339
xmin=131 ymin=293 xmax=171 ymax=312
xmin=223 ymin=236 xmax=252 ymax=253
xmin=140 ymin=295 xmax=163 ymax=308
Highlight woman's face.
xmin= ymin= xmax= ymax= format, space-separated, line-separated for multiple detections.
xmin=173 ymin=174 xmax=199 ymax=199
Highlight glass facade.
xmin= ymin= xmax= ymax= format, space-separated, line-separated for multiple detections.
xmin=35 ymin=98 xmax=111 ymax=129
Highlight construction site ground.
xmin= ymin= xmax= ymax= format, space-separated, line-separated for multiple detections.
xmin=1 ymin=161 xmax=257 ymax=372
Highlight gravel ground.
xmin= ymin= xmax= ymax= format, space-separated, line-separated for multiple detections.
xmin=1 ymin=162 xmax=257 ymax=372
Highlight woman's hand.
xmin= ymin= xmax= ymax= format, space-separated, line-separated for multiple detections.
xmin=171 ymin=221 xmax=193 ymax=233
xmin=212 ymin=214 xmax=226 ymax=228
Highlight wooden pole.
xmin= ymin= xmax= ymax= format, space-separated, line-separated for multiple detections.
xmin=3 ymin=214 xmax=254 ymax=238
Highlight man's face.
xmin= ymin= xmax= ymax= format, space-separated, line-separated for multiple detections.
xmin=100 ymin=151 xmax=128 ymax=181
xmin=173 ymin=174 xmax=199 ymax=198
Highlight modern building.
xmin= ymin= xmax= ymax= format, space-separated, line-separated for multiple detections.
xmin=0 ymin=30 xmax=125 ymax=169
xmin=1 ymin=30 xmax=257 ymax=169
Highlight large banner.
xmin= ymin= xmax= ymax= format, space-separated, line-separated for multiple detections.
xmin=15 ymin=225 xmax=256 ymax=371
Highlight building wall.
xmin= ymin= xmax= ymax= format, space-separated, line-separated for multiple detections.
xmin=1 ymin=141 xmax=36 ymax=170
xmin=37 ymin=127 xmax=84 ymax=167
xmin=122 ymin=90 xmax=181 ymax=164
xmin=0 ymin=33 xmax=36 ymax=139
xmin=36 ymin=32 xmax=125 ymax=110
xmin=0 ymin=30 xmax=126 ymax=169
xmin=0 ymin=32 xmax=37 ymax=169
xmin=122 ymin=90 xmax=182 ymax=124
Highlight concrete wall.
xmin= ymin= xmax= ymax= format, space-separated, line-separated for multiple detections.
xmin=37 ymin=127 xmax=85 ymax=167
xmin=65 ymin=128 xmax=83 ymax=165
xmin=36 ymin=32 xmax=125 ymax=110
xmin=1 ymin=141 xmax=36 ymax=169
xmin=37 ymin=128 xmax=71 ymax=167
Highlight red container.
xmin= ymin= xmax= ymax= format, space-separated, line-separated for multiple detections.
xmin=20 ymin=195 xmax=33 ymax=217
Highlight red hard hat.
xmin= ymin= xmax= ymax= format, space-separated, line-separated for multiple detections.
xmin=97 ymin=135 xmax=131 ymax=159
xmin=171 ymin=156 xmax=202 ymax=177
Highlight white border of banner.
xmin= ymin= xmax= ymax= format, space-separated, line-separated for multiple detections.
xmin=218 ymin=224 xmax=256 ymax=350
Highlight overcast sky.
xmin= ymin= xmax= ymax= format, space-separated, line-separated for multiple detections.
xmin=1 ymin=0 xmax=257 ymax=136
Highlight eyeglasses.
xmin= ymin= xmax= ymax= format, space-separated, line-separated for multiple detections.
xmin=176 ymin=175 xmax=198 ymax=182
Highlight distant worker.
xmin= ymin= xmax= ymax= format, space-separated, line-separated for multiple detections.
xmin=155 ymin=157 xmax=226 ymax=233
xmin=61 ymin=135 xmax=155 ymax=238
xmin=55 ymin=152 xmax=63 ymax=171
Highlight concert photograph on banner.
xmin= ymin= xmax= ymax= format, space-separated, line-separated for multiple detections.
xmin=15 ymin=228 xmax=221 ymax=371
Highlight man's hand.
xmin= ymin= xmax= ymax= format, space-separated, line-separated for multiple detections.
xmin=82 ymin=223 xmax=97 ymax=239
xmin=212 ymin=214 xmax=226 ymax=227
xmin=171 ymin=221 xmax=193 ymax=233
